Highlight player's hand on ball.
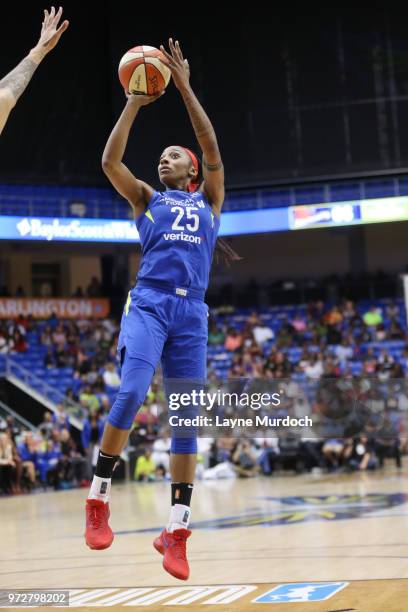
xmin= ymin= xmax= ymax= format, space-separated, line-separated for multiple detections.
xmin=34 ymin=6 xmax=69 ymax=57
xmin=160 ymin=39 xmax=190 ymax=90
xmin=126 ymin=91 xmax=165 ymax=107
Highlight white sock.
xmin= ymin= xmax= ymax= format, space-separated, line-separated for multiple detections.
xmin=167 ymin=504 xmax=191 ymax=532
xmin=88 ymin=475 xmax=111 ymax=503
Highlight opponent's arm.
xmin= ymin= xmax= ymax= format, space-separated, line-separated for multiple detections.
xmin=160 ymin=39 xmax=224 ymax=216
xmin=0 ymin=6 xmax=68 ymax=135
xmin=102 ymin=94 xmax=162 ymax=217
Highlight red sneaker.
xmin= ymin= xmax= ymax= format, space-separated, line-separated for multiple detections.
xmin=153 ymin=528 xmax=191 ymax=580
xmin=85 ymin=498 xmax=114 ymax=550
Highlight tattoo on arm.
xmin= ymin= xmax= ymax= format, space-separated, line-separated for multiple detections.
xmin=0 ymin=57 xmax=39 ymax=102
xmin=203 ymin=158 xmax=223 ymax=171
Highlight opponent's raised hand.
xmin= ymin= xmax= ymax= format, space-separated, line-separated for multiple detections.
xmin=33 ymin=6 xmax=69 ymax=59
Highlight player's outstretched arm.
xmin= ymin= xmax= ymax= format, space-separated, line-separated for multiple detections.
xmin=102 ymin=93 xmax=162 ymax=218
xmin=0 ymin=6 xmax=69 ymax=135
xmin=160 ymin=39 xmax=224 ymax=216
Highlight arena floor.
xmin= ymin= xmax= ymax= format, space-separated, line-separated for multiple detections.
xmin=2 ymin=466 xmax=408 ymax=611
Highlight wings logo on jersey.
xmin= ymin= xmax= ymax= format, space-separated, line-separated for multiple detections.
xmin=162 ymin=194 xmax=206 ymax=208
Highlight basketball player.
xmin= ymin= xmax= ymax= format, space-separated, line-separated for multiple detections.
xmin=0 ymin=6 xmax=68 ymax=135
xmin=85 ymin=39 xmax=228 ymax=581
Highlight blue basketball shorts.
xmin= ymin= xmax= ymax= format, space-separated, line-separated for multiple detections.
xmin=108 ymin=284 xmax=209 ymax=453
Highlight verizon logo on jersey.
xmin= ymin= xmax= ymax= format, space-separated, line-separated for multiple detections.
xmin=163 ymin=232 xmax=202 ymax=244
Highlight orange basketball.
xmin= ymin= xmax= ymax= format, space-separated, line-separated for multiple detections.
xmin=118 ymin=45 xmax=171 ymax=95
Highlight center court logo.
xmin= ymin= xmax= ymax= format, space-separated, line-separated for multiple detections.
xmin=117 ymin=493 xmax=408 ymax=534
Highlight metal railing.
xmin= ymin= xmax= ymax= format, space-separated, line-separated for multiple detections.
xmin=1 ymin=173 xmax=408 ymax=217
xmin=0 ymin=399 xmax=37 ymax=432
xmin=4 ymin=357 xmax=83 ymax=427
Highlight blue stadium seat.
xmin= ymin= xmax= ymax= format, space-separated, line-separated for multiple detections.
xmin=329 ymin=183 xmax=361 ymax=202
xmin=364 ymin=180 xmax=396 ymax=199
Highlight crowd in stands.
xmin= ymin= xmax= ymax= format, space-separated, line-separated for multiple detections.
xmin=0 ymin=408 xmax=90 ymax=494
xmin=0 ymin=296 xmax=408 ymax=494
xmin=0 ymin=277 xmax=103 ymax=299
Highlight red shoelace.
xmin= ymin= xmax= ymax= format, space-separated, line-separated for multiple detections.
xmin=170 ymin=531 xmax=188 ymax=560
xmin=89 ymin=506 xmax=104 ymax=529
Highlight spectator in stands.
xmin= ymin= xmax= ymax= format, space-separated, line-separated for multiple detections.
xmin=134 ymin=448 xmax=156 ymax=482
xmin=40 ymin=325 xmax=53 ymax=347
xmin=59 ymin=428 xmax=89 ymax=486
xmin=291 ymin=312 xmax=307 ymax=333
xmin=265 ymin=350 xmax=292 ymax=377
xmin=335 ymin=339 xmax=354 ymax=365
xmin=231 ymin=440 xmax=260 ymax=477
xmin=276 ymin=318 xmax=295 ymax=348
xmin=388 ymin=319 xmax=404 ymax=340
xmin=224 ymin=328 xmax=243 ymax=352
xmin=81 ymin=410 xmax=106 ymax=475
xmin=102 ymin=362 xmax=121 ymax=388
xmin=375 ymin=324 xmax=387 ymax=342
xmin=324 ymin=306 xmax=343 ymax=326
xmin=343 ymin=435 xmax=377 ymax=471
xmin=37 ymin=439 xmax=61 ymax=487
xmin=81 ymin=330 xmax=98 ymax=354
xmin=54 ymin=345 xmax=69 ymax=368
xmin=52 ymin=404 xmax=70 ymax=430
xmin=5 ymin=416 xmax=21 ymax=443
xmin=86 ymin=276 xmax=102 ymax=297
xmin=73 ymin=286 xmax=85 ymax=297
xmin=39 ymin=411 xmax=54 ymax=436
xmin=341 ymin=300 xmax=357 ymax=320
xmin=374 ymin=416 xmax=401 ymax=469
xmin=52 ymin=324 xmax=67 ymax=349
xmin=304 ymin=353 xmax=324 ymax=379
xmin=363 ymin=306 xmax=383 ymax=327
xmin=208 ymin=323 xmax=225 ymax=345
xmin=151 ymin=429 xmax=171 ymax=474
xmin=0 ymin=431 xmax=15 ymax=493
xmin=307 ymin=300 xmax=325 ymax=321
xmin=44 ymin=349 xmax=55 ymax=368
xmin=252 ymin=320 xmax=274 ymax=345
xmin=256 ymin=437 xmax=280 ymax=475
xmin=12 ymin=331 xmax=27 ymax=352
xmin=362 ymin=348 xmax=377 ymax=376
xmin=376 ymin=349 xmax=395 ymax=381
xmin=386 ymin=302 xmax=400 ymax=320
xmin=326 ymin=323 xmax=343 ymax=345
xmin=64 ymin=387 xmax=79 ymax=406
xmin=16 ymin=432 xmax=37 ymax=489
xmin=322 ymin=438 xmax=344 ymax=472
xmin=79 ymin=385 xmax=100 ymax=413
xmin=85 ymin=363 xmax=100 ymax=385
xmin=0 ymin=328 xmax=11 ymax=354
xmin=47 ymin=310 xmax=59 ymax=327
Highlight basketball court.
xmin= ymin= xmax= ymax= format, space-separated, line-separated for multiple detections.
xmin=2 ymin=3 xmax=408 ymax=611
xmin=2 ymin=465 xmax=408 ymax=610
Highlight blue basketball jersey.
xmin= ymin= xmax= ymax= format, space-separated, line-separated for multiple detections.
xmin=135 ymin=190 xmax=220 ymax=292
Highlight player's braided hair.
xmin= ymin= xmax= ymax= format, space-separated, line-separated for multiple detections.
xmin=214 ymin=237 xmax=242 ymax=266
